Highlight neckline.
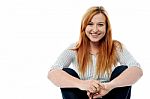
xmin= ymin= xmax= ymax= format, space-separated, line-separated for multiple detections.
xmin=89 ymin=52 xmax=98 ymax=57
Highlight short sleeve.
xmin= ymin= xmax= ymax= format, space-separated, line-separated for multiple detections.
xmin=116 ymin=45 xmax=141 ymax=68
xmin=50 ymin=43 xmax=76 ymax=70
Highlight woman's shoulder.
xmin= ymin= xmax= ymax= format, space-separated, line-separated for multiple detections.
xmin=67 ymin=43 xmax=77 ymax=49
xmin=59 ymin=43 xmax=76 ymax=58
xmin=113 ymin=40 xmax=130 ymax=54
xmin=113 ymin=40 xmax=123 ymax=49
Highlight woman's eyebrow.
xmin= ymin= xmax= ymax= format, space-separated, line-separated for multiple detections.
xmin=97 ymin=22 xmax=105 ymax=24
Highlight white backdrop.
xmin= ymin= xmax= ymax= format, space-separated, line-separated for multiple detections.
xmin=0 ymin=0 xmax=149 ymax=99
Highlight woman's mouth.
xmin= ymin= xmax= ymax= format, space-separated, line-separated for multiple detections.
xmin=90 ymin=33 xmax=100 ymax=38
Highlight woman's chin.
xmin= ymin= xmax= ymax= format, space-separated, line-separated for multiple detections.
xmin=90 ymin=40 xmax=100 ymax=43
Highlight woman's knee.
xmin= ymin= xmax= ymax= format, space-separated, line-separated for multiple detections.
xmin=62 ymin=68 xmax=79 ymax=78
xmin=110 ymin=65 xmax=128 ymax=80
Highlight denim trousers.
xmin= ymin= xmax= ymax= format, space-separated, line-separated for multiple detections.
xmin=60 ymin=65 xmax=131 ymax=99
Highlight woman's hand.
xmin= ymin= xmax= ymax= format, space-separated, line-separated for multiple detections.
xmin=92 ymin=82 xmax=114 ymax=98
xmin=87 ymin=91 xmax=93 ymax=99
xmin=78 ymin=80 xmax=102 ymax=93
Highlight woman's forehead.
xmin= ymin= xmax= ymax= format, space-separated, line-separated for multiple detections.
xmin=90 ymin=13 xmax=106 ymax=22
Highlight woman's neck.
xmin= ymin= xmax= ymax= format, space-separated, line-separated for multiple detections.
xmin=90 ymin=42 xmax=100 ymax=55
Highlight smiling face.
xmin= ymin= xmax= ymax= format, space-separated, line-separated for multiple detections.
xmin=85 ymin=13 xmax=106 ymax=43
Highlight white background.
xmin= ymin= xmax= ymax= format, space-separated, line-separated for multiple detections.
xmin=0 ymin=0 xmax=149 ymax=99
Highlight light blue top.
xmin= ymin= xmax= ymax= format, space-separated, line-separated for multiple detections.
xmin=50 ymin=43 xmax=141 ymax=83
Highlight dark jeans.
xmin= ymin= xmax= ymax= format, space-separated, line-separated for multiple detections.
xmin=60 ymin=65 xmax=131 ymax=99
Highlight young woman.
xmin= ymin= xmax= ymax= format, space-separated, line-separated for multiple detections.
xmin=48 ymin=6 xmax=143 ymax=99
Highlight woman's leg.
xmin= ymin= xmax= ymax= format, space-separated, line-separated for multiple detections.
xmin=60 ymin=68 xmax=89 ymax=99
xmin=102 ymin=65 xmax=131 ymax=99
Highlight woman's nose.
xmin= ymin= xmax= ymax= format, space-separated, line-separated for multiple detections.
xmin=92 ymin=25 xmax=98 ymax=32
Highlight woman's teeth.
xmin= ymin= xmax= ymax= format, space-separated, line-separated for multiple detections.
xmin=90 ymin=33 xmax=100 ymax=38
xmin=90 ymin=33 xmax=100 ymax=36
xmin=91 ymin=34 xmax=99 ymax=35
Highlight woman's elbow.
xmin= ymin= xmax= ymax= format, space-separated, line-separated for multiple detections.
xmin=47 ymin=70 xmax=54 ymax=81
xmin=134 ymin=66 xmax=143 ymax=78
xmin=47 ymin=71 xmax=50 ymax=80
xmin=139 ymin=67 xmax=143 ymax=78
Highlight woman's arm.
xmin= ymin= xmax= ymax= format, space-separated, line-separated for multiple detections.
xmin=48 ymin=44 xmax=81 ymax=88
xmin=92 ymin=66 xmax=143 ymax=98
xmin=48 ymin=69 xmax=81 ymax=88
xmin=109 ymin=66 xmax=143 ymax=88
xmin=113 ymin=43 xmax=143 ymax=88
xmin=48 ymin=69 xmax=102 ymax=93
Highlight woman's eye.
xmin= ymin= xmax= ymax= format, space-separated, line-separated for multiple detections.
xmin=88 ymin=23 xmax=93 ymax=25
xmin=98 ymin=24 xmax=104 ymax=26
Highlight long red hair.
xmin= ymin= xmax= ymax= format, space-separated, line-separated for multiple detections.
xmin=73 ymin=6 xmax=122 ymax=77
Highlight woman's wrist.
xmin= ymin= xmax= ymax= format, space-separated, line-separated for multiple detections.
xmin=108 ymin=81 xmax=117 ymax=90
xmin=74 ymin=79 xmax=83 ymax=89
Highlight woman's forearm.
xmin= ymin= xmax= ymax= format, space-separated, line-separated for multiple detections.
xmin=48 ymin=69 xmax=81 ymax=88
xmin=109 ymin=66 xmax=143 ymax=89
xmin=48 ymin=69 xmax=102 ymax=93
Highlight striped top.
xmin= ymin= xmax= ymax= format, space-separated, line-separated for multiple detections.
xmin=50 ymin=43 xmax=141 ymax=83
